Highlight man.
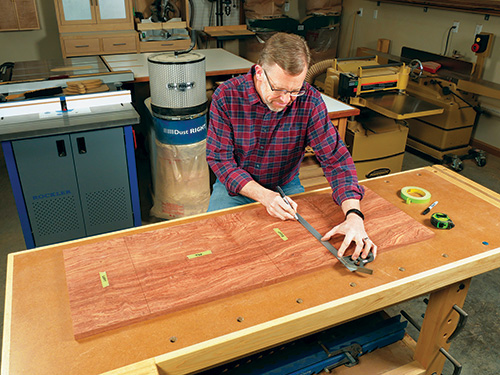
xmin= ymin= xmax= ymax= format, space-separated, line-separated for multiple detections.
xmin=206 ymin=32 xmax=376 ymax=261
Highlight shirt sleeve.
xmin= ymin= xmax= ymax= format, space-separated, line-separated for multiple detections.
xmin=206 ymin=88 xmax=254 ymax=196
xmin=306 ymin=99 xmax=364 ymax=205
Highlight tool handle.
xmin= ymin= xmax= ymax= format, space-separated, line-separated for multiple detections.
xmin=276 ymin=186 xmax=298 ymax=219
xmin=276 ymin=185 xmax=286 ymax=199
xmin=276 ymin=185 xmax=292 ymax=208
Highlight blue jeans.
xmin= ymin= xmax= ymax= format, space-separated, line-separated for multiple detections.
xmin=207 ymin=174 xmax=305 ymax=212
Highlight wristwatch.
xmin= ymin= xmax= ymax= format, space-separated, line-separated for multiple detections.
xmin=345 ymin=208 xmax=364 ymax=221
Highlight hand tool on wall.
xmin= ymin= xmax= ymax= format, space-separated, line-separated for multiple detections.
xmin=277 ymin=186 xmax=374 ymax=274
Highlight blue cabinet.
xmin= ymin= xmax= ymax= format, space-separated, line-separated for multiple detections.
xmin=2 ymin=125 xmax=141 ymax=248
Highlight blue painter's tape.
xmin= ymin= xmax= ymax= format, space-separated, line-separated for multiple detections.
xmin=154 ymin=115 xmax=207 ymax=145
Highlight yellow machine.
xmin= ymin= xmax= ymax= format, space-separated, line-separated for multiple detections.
xmin=308 ymin=32 xmax=499 ymax=173
xmin=311 ymin=55 xmax=444 ymax=180
xmin=323 ymin=55 xmax=444 ymax=120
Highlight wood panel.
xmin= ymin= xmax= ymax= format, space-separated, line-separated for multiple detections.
xmin=63 ymin=238 xmax=151 ymax=339
xmin=63 ymin=187 xmax=434 ymax=339
xmin=0 ymin=0 xmax=39 ymax=31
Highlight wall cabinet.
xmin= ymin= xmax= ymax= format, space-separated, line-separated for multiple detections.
xmin=54 ymin=0 xmax=133 ymax=32
xmin=54 ymin=0 xmax=191 ymax=57
xmin=54 ymin=0 xmax=136 ymax=57
xmin=0 ymin=0 xmax=40 ymax=31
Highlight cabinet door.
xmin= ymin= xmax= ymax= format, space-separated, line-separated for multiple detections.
xmin=96 ymin=0 xmax=130 ymax=24
xmin=0 ymin=0 xmax=18 ymax=30
xmin=12 ymin=135 xmax=86 ymax=247
xmin=56 ymin=0 xmax=97 ymax=26
xmin=71 ymin=128 xmax=134 ymax=236
xmin=0 ymin=0 xmax=40 ymax=31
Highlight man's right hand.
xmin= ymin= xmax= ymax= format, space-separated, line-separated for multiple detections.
xmin=240 ymin=181 xmax=298 ymax=220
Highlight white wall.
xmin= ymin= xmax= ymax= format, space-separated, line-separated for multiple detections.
xmin=339 ymin=0 xmax=500 ymax=149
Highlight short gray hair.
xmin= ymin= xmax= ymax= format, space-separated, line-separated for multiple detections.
xmin=257 ymin=32 xmax=311 ymax=75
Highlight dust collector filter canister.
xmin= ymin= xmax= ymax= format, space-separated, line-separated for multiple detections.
xmin=148 ymin=52 xmax=207 ymax=118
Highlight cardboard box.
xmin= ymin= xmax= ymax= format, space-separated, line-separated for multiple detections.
xmin=244 ymin=0 xmax=286 ymax=20
xmin=355 ymin=153 xmax=405 ymax=180
xmin=345 ymin=113 xmax=408 ymax=180
xmin=345 ymin=114 xmax=409 ymax=161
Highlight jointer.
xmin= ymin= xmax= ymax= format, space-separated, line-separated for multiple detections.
xmin=2 ymin=166 xmax=500 ymax=375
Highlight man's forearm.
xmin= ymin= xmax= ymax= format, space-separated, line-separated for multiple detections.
xmin=239 ymin=180 xmax=273 ymax=205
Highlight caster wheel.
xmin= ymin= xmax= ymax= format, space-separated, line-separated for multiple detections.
xmin=449 ymin=157 xmax=463 ymax=172
xmin=475 ymin=156 xmax=487 ymax=167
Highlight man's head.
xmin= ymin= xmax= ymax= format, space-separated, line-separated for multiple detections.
xmin=257 ymin=33 xmax=311 ymax=75
xmin=255 ymin=33 xmax=311 ymax=112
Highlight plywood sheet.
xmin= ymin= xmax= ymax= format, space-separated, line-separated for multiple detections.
xmin=63 ymin=187 xmax=434 ymax=339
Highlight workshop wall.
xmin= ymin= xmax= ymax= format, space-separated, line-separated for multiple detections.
xmin=338 ymin=0 xmax=500 ymax=151
xmin=0 ymin=0 xmax=61 ymax=62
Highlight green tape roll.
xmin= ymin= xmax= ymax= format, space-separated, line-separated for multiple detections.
xmin=400 ymin=186 xmax=431 ymax=204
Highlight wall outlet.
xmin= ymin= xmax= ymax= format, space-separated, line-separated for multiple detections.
xmin=452 ymin=21 xmax=460 ymax=33
xmin=475 ymin=24 xmax=483 ymax=36
xmin=373 ymin=10 xmax=378 ymax=19
xmin=358 ymin=8 xmax=363 ymax=16
xmin=284 ymin=1 xmax=290 ymax=12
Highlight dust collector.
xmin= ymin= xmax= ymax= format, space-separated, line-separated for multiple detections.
xmin=147 ymin=41 xmax=210 ymax=220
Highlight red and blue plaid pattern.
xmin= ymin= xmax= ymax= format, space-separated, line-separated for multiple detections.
xmin=206 ymin=66 xmax=364 ymax=205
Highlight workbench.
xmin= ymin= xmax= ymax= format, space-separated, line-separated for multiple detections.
xmin=2 ymin=165 xmax=499 ymax=375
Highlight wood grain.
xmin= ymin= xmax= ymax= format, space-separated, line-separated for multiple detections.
xmin=63 ymin=238 xmax=151 ymax=339
xmin=63 ymin=187 xmax=434 ymax=339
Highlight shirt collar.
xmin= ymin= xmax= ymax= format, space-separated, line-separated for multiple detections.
xmin=246 ymin=65 xmax=263 ymax=106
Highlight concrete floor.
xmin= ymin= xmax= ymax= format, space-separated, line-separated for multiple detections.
xmin=0 ymin=145 xmax=499 ymax=374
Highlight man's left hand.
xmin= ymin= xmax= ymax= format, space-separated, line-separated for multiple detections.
xmin=321 ymin=209 xmax=377 ymax=261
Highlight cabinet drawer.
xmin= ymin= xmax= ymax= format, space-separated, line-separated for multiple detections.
xmin=139 ymin=39 xmax=191 ymax=52
xmin=63 ymin=37 xmax=100 ymax=56
xmin=102 ymin=35 xmax=137 ymax=54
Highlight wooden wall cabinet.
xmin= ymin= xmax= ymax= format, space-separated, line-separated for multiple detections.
xmin=0 ymin=0 xmax=40 ymax=31
xmin=54 ymin=0 xmax=136 ymax=57
xmin=54 ymin=0 xmax=191 ymax=57
xmin=54 ymin=0 xmax=134 ymax=33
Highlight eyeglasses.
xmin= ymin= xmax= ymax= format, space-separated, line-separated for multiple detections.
xmin=262 ymin=69 xmax=306 ymax=97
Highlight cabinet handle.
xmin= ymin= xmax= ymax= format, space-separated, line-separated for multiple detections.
xmin=75 ymin=45 xmax=90 ymax=48
xmin=161 ymin=43 xmax=174 ymax=46
xmin=113 ymin=43 xmax=127 ymax=46
xmin=56 ymin=140 xmax=67 ymax=157
xmin=76 ymin=137 xmax=87 ymax=154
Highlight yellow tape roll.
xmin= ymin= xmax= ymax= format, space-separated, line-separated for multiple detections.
xmin=400 ymin=186 xmax=431 ymax=204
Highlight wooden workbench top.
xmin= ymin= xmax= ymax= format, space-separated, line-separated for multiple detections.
xmin=2 ymin=165 xmax=500 ymax=375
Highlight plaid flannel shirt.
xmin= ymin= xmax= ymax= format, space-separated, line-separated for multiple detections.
xmin=206 ymin=66 xmax=364 ymax=205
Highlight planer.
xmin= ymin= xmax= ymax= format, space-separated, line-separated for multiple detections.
xmin=323 ymin=55 xmax=444 ymax=120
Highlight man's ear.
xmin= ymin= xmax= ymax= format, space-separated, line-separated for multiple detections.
xmin=255 ymin=64 xmax=263 ymax=79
